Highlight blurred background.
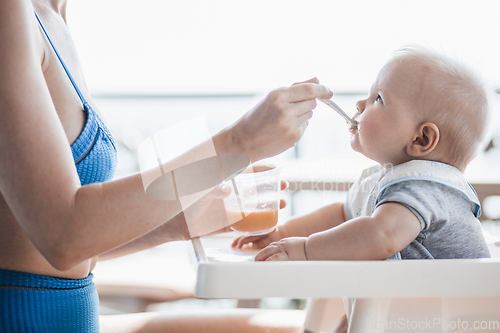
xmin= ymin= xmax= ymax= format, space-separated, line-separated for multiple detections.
xmin=66 ymin=0 xmax=500 ymax=314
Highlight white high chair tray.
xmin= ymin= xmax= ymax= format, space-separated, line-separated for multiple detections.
xmin=190 ymin=233 xmax=500 ymax=299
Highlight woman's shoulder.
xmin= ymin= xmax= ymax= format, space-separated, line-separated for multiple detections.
xmin=0 ymin=0 xmax=45 ymax=71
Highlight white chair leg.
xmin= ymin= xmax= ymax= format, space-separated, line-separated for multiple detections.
xmin=347 ymin=298 xmax=392 ymax=333
xmin=304 ymin=298 xmax=345 ymax=333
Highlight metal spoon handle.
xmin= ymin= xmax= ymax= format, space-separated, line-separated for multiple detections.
xmin=318 ymin=99 xmax=358 ymax=127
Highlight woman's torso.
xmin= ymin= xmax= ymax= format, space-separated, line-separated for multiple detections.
xmin=0 ymin=1 xmax=110 ymax=279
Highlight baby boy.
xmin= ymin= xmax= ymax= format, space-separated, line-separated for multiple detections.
xmin=233 ymin=44 xmax=491 ymax=263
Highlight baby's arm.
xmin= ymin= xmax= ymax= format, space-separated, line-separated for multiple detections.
xmin=233 ymin=202 xmax=348 ymax=249
xmin=255 ymin=202 xmax=420 ymax=261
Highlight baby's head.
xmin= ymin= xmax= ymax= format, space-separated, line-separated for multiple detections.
xmin=350 ymin=44 xmax=489 ymax=171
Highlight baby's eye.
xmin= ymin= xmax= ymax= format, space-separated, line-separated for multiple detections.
xmin=375 ymin=94 xmax=383 ymax=103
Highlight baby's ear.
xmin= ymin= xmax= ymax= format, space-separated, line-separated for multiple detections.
xmin=406 ymin=122 xmax=440 ymax=157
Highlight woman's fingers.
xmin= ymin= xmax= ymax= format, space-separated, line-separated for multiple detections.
xmin=292 ymin=77 xmax=320 ymax=86
xmin=228 ymin=78 xmax=331 ymax=162
xmin=284 ymin=82 xmax=332 ymax=104
xmin=294 ymin=109 xmax=313 ymax=127
xmin=289 ymin=99 xmax=317 ymax=118
xmin=279 ymin=181 xmax=288 ymax=209
xmin=280 ymin=180 xmax=288 ymax=191
xmin=279 ymin=199 xmax=286 ymax=209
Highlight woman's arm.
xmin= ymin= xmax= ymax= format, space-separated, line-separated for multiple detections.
xmin=0 ymin=0 xmax=333 ymax=271
xmin=97 ymin=212 xmax=189 ymax=261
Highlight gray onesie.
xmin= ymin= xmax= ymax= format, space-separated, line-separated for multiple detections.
xmin=345 ymin=160 xmax=490 ymax=259
xmin=377 ymin=180 xmax=490 ymax=259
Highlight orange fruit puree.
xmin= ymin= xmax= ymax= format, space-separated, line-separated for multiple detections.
xmin=228 ymin=210 xmax=278 ymax=232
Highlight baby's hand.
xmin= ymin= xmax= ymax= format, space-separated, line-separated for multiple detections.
xmin=254 ymin=237 xmax=307 ymax=261
xmin=231 ymin=225 xmax=289 ymax=249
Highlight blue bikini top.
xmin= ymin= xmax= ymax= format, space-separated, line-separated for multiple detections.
xmin=35 ymin=11 xmax=117 ymax=185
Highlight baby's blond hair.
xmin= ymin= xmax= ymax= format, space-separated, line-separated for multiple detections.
xmin=390 ymin=45 xmax=489 ymax=170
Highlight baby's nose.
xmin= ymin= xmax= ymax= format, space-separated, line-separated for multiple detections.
xmin=355 ymin=100 xmax=365 ymax=113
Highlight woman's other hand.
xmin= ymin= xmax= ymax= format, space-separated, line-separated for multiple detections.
xmin=213 ymin=180 xmax=288 ymax=236
xmin=230 ymin=180 xmax=288 ymax=245
xmin=229 ymin=78 xmax=332 ymax=162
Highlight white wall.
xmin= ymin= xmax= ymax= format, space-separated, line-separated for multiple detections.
xmin=68 ymin=0 xmax=500 ymax=96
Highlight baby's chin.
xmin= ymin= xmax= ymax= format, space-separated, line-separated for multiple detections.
xmin=349 ymin=141 xmax=385 ymax=164
xmin=349 ymin=135 xmax=361 ymax=152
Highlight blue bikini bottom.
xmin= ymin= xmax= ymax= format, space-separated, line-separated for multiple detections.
xmin=0 ymin=269 xmax=99 ymax=333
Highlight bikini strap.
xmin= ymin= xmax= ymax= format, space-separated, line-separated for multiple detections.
xmin=34 ymin=10 xmax=89 ymax=109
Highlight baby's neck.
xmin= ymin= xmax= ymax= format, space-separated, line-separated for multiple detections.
xmin=380 ymin=158 xmax=464 ymax=173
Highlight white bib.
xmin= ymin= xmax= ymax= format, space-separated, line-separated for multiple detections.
xmin=346 ymin=160 xmax=481 ymax=220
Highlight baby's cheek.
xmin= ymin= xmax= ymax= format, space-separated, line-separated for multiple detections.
xmin=361 ymin=126 xmax=388 ymax=154
xmin=359 ymin=124 xmax=375 ymax=143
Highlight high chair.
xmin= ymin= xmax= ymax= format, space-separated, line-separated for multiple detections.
xmin=191 ymin=236 xmax=500 ymax=333
xmin=303 ymin=256 xmax=500 ymax=333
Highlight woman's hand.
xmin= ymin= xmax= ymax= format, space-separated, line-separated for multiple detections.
xmin=215 ymin=180 xmax=289 ymax=236
xmin=228 ymin=78 xmax=332 ymax=162
xmin=180 ymin=183 xmax=234 ymax=238
xmin=229 ymin=180 xmax=288 ymax=244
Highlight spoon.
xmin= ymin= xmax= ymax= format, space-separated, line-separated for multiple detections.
xmin=318 ymin=99 xmax=358 ymax=127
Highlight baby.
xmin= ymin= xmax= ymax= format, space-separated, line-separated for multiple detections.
xmin=233 ymin=44 xmax=492 ymax=332
xmin=233 ymin=44 xmax=491 ymax=263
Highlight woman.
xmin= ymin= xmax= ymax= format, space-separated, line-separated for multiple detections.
xmin=0 ymin=0 xmax=333 ymax=331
